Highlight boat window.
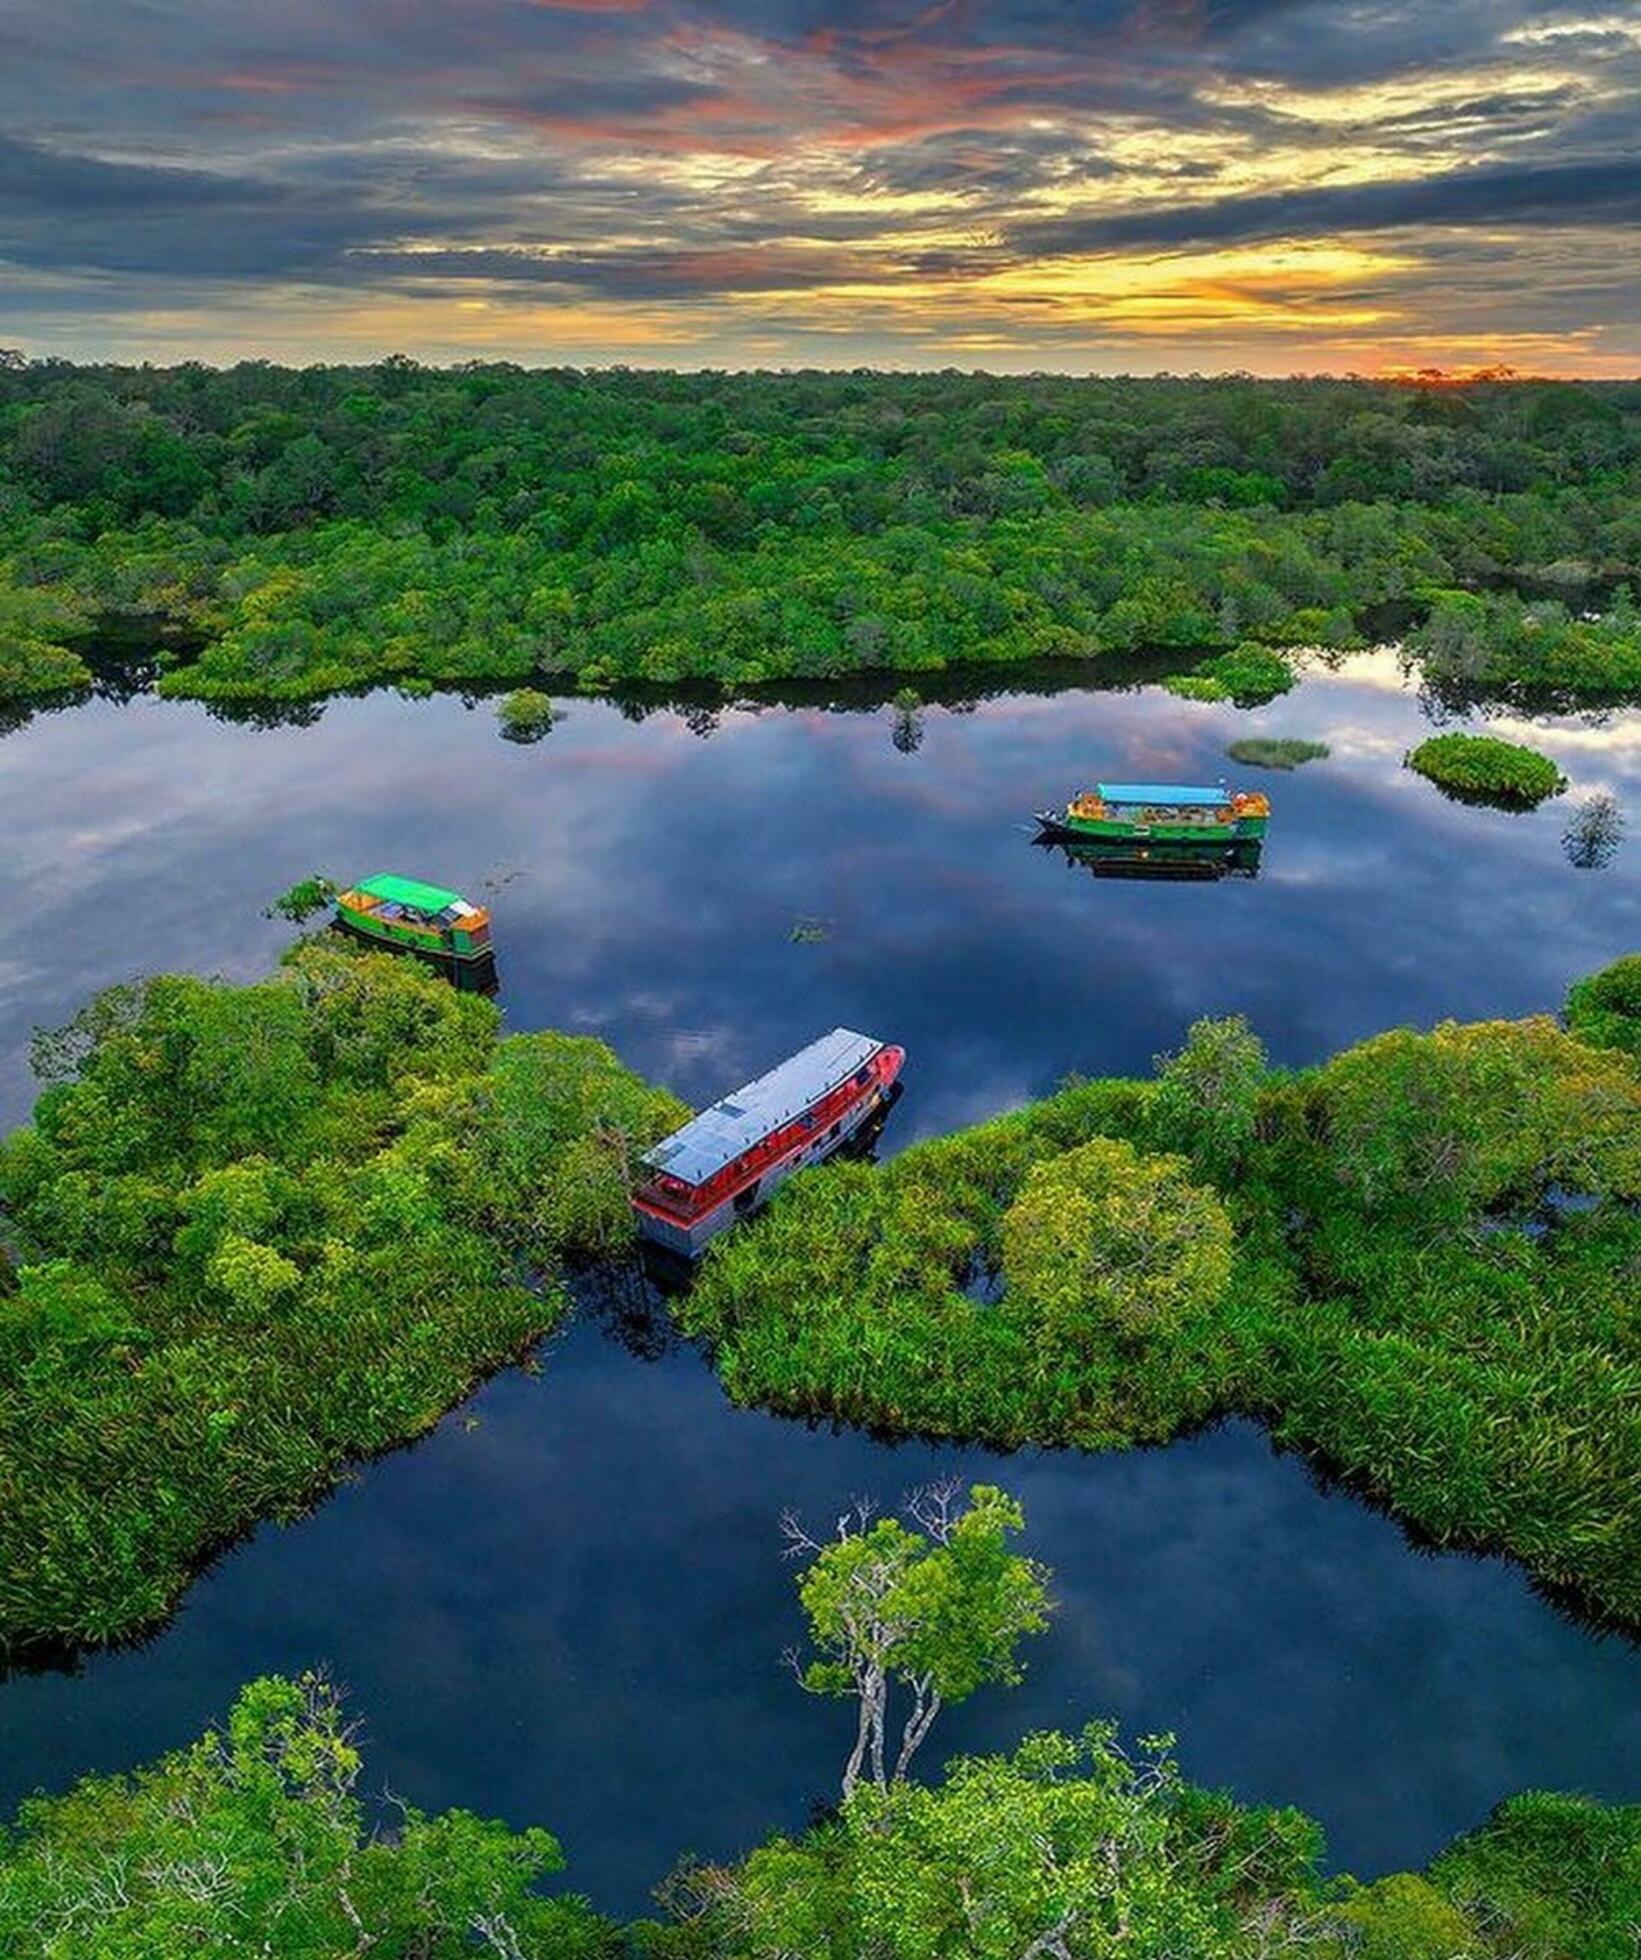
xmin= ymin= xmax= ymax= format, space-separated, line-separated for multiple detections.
xmin=854 ymin=1066 xmax=870 ymax=1086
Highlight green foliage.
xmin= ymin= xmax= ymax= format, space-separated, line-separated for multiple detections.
xmin=682 ymin=982 xmax=1641 ymax=1620
xmin=0 ymin=575 xmax=92 ymax=697
xmin=1226 ymin=736 xmax=1330 ymax=769
xmin=1425 ymin=1790 xmax=1641 ymax=1960
xmin=1411 ymin=587 xmax=1641 ymax=704
xmin=654 ymin=1726 xmax=1320 ymax=1960
xmin=0 ymin=945 xmax=684 ymax=1650
xmin=1002 ymin=1140 xmax=1233 ymax=1345
xmin=789 ymin=1484 xmax=1051 ymax=1795
xmin=1566 ymin=954 xmax=1641 ymax=1057
xmin=1161 ymin=672 xmax=1229 ymax=701
xmin=1150 ymin=1014 xmax=1269 ymax=1183
xmin=1166 ymin=642 xmax=1296 ymax=706
xmin=6 ymin=1675 xmax=1632 ymax=1960
xmin=1407 ymin=731 xmax=1567 ymax=806
xmin=651 ymin=1722 xmax=1641 ymax=1960
xmin=0 ymin=366 xmax=1637 ymax=704
xmin=499 ymin=687 xmax=558 ymax=742
xmin=263 ymin=874 xmax=336 ymax=922
xmin=0 ymin=1672 xmax=611 ymax=1958
xmin=1313 ymin=1016 xmax=1640 ymax=1224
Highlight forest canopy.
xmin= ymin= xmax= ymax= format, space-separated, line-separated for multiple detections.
xmin=1 ymin=363 xmax=1638 ymax=705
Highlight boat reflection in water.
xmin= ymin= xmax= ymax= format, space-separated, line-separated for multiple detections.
xmin=1035 ymin=835 xmax=1263 ymax=882
xmin=449 ymin=951 xmax=502 ymax=996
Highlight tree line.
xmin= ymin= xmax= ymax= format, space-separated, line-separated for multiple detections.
xmin=1 ymin=362 xmax=1637 ymax=705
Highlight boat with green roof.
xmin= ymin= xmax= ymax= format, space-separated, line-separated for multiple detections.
xmin=1035 ymin=780 xmax=1270 ymax=846
xmin=334 ymin=874 xmax=493 ymax=968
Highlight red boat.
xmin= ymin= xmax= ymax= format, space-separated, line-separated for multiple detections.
xmin=632 ymin=1028 xmax=905 ymax=1260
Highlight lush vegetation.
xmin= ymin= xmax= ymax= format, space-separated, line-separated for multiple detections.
xmin=656 ymin=1730 xmax=1641 ymax=1960
xmin=680 ymin=993 xmax=1641 ymax=1621
xmin=1411 ymin=587 xmax=1641 ymax=704
xmin=0 ymin=1672 xmax=614 ymax=1959
xmin=783 ymin=1483 xmax=1052 ymax=1800
xmin=1 ymin=363 xmax=1639 ymax=708
xmin=1163 ymin=643 xmax=1297 ymax=705
xmin=0 ymin=943 xmax=685 ymax=1651
xmin=1566 ymin=955 xmax=1641 ymax=1058
xmin=1226 ymin=737 xmax=1331 ymax=770
xmin=7 ymin=1671 xmax=1635 ymax=1959
xmin=499 ymin=687 xmax=559 ymax=742
xmin=1406 ymin=731 xmax=1568 ymax=806
xmin=5 ymin=1477 xmax=1635 ymax=1959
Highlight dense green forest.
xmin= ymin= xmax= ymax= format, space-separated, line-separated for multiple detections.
xmin=0 ymin=943 xmax=684 ymax=1652
xmin=683 ymin=963 xmax=1641 ymax=1623
xmin=2 ymin=359 xmax=1640 ymax=706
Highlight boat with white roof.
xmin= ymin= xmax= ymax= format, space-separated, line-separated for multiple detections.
xmin=631 ymin=1028 xmax=905 ymax=1260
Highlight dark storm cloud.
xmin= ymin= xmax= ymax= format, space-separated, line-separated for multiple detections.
xmin=0 ymin=136 xmax=391 ymax=276
xmin=1011 ymin=155 xmax=1641 ymax=257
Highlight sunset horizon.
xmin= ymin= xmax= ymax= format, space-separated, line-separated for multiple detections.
xmin=4 ymin=1 xmax=1638 ymax=374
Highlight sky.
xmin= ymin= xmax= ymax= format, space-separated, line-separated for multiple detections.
xmin=1 ymin=0 xmax=1638 ymax=373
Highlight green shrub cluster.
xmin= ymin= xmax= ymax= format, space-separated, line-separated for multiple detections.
xmin=0 ymin=579 xmax=92 ymax=697
xmin=1226 ymin=736 xmax=1331 ymax=770
xmin=681 ymin=1000 xmax=1641 ymax=1620
xmin=0 ymin=364 xmax=1637 ymax=705
xmin=499 ymin=686 xmax=558 ymax=741
xmin=1566 ymin=954 xmax=1641 ymax=1058
xmin=1406 ymin=731 xmax=1567 ymax=806
xmin=1163 ymin=642 xmax=1297 ymax=705
xmin=0 ymin=943 xmax=685 ymax=1650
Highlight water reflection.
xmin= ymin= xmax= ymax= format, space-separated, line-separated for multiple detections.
xmin=1036 ymin=836 xmax=1263 ymax=882
xmin=1563 ymin=792 xmax=1625 ymax=871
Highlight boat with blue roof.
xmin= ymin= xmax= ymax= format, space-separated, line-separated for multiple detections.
xmin=1035 ymin=780 xmax=1270 ymax=846
xmin=632 ymin=1028 xmax=905 ymax=1259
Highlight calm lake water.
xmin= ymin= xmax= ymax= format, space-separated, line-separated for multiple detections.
xmin=1 ymin=651 xmax=1638 ymax=1916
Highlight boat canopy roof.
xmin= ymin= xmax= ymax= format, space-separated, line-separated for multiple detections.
xmin=643 ymin=1028 xmax=881 ymax=1189
xmin=356 ymin=873 xmax=466 ymax=913
xmin=1095 ymin=782 xmax=1230 ymax=808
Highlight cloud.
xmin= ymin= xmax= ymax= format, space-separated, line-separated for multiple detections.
xmin=1011 ymin=155 xmax=1641 ymax=257
xmin=0 ymin=0 xmax=1634 ymax=367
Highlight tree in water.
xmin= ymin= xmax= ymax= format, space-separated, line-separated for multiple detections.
xmin=890 ymin=686 xmax=924 ymax=754
xmin=781 ymin=1482 xmax=1051 ymax=1800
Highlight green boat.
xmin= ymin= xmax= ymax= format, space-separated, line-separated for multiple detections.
xmin=1036 ymin=781 xmax=1270 ymax=845
xmin=334 ymin=874 xmax=493 ymax=966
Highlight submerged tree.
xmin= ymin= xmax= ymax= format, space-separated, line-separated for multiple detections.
xmin=782 ymin=1483 xmax=1051 ymax=1801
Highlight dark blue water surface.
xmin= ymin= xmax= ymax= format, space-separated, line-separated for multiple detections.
xmin=0 ymin=653 xmax=1637 ymax=1917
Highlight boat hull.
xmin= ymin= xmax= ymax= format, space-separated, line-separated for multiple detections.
xmin=1036 ymin=810 xmax=1267 ymax=844
xmin=633 ymin=1060 xmax=902 ymax=1261
xmin=333 ymin=907 xmax=493 ymax=966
